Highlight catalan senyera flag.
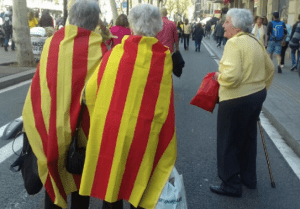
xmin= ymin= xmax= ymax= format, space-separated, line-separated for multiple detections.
xmin=22 ymin=24 xmax=108 ymax=208
xmin=79 ymin=35 xmax=177 ymax=209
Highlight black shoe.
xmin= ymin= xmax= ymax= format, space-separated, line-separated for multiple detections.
xmin=291 ymin=65 xmax=297 ymax=71
xmin=4 ymin=46 xmax=8 ymax=51
xmin=210 ymin=185 xmax=242 ymax=197
xmin=241 ymin=179 xmax=256 ymax=189
xmin=278 ymin=66 xmax=282 ymax=73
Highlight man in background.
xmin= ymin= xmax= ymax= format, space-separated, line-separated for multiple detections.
xmin=156 ymin=7 xmax=179 ymax=53
xmin=267 ymin=11 xmax=287 ymax=73
xmin=39 ymin=10 xmax=54 ymax=28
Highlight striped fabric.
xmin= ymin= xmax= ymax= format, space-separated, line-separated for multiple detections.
xmin=22 ymin=24 xmax=107 ymax=208
xmin=80 ymin=35 xmax=177 ymax=209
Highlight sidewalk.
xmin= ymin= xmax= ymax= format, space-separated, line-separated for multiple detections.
xmin=203 ymin=37 xmax=300 ymax=158
xmin=0 ymin=45 xmax=36 ymax=89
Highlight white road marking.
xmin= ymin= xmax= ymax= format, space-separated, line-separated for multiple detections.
xmin=0 ymin=134 xmax=23 ymax=164
xmin=260 ymin=113 xmax=300 ymax=180
xmin=0 ymin=79 xmax=32 ymax=95
xmin=203 ymin=40 xmax=300 ymax=180
xmin=0 ymin=117 xmax=23 ymax=164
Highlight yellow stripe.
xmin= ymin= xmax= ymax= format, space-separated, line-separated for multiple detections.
xmin=129 ymin=49 xmax=173 ymax=206
xmin=105 ymin=37 xmax=156 ymax=202
xmin=80 ymin=36 xmax=127 ymax=195
xmin=40 ymin=37 xmax=52 ymax=134
xmin=50 ymin=174 xmax=67 ymax=208
xmin=85 ymin=31 xmax=103 ymax=84
xmin=139 ymin=134 xmax=177 ymax=209
xmin=22 ymin=88 xmax=48 ymax=184
xmin=55 ymin=25 xmax=77 ymax=194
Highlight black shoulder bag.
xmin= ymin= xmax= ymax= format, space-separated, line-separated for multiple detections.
xmin=10 ymin=131 xmax=43 ymax=195
xmin=66 ymin=103 xmax=86 ymax=175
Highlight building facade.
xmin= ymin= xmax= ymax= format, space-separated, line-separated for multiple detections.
xmin=196 ymin=0 xmax=300 ymax=25
xmin=226 ymin=0 xmax=299 ymax=25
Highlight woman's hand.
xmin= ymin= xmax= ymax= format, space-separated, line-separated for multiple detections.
xmin=213 ymin=72 xmax=220 ymax=81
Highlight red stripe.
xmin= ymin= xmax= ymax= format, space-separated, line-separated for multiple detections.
xmin=45 ymin=174 xmax=56 ymax=203
xmin=69 ymin=28 xmax=90 ymax=135
xmin=91 ymin=36 xmax=142 ymax=199
xmin=97 ymin=50 xmax=113 ymax=92
xmin=151 ymin=88 xmax=175 ymax=174
xmin=69 ymin=28 xmax=91 ymax=189
xmin=46 ymin=28 xmax=67 ymax=201
xmin=30 ymin=64 xmax=49 ymax=154
xmin=101 ymin=42 xmax=108 ymax=56
xmin=118 ymin=42 xmax=168 ymax=200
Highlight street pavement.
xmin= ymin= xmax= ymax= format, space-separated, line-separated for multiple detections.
xmin=0 ymin=39 xmax=300 ymax=208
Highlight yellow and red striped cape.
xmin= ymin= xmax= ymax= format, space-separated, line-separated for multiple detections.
xmin=79 ymin=35 xmax=177 ymax=209
xmin=22 ymin=24 xmax=107 ymax=208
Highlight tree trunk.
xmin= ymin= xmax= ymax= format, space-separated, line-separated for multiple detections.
xmin=110 ymin=0 xmax=118 ymax=23
xmin=12 ymin=0 xmax=35 ymax=67
xmin=138 ymin=0 xmax=142 ymax=3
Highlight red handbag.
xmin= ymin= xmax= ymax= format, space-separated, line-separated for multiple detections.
xmin=190 ymin=72 xmax=220 ymax=113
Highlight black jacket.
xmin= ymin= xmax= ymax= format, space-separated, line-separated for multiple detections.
xmin=215 ymin=23 xmax=224 ymax=37
xmin=193 ymin=27 xmax=205 ymax=42
xmin=39 ymin=13 xmax=53 ymax=27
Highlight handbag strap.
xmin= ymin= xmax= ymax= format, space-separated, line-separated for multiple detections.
xmin=74 ymin=90 xmax=86 ymax=135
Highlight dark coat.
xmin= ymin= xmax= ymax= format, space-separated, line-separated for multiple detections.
xmin=39 ymin=13 xmax=53 ymax=27
xmin=289 ymin=22 xmax=300 ymax=50
xmin=193 ymin=27 xmax=205 ymax=42
xmin=215 ymin=23 xmax=224 ymax=37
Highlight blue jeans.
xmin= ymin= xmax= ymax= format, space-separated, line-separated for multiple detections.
xmin=195 ymin=40 xmax=202 ymax=51
xmin=4 ymin=32 xmax=15 ymax=50
xmin=223 ymin=37 xmax=227 ymax=45
xmin=291 ymin=49 xmax=300 ymax=66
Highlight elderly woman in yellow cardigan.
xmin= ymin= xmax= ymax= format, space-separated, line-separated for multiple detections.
xmin=252 ymin=16 xmax=268 ymax=48
xmin=211 ymin=8 xmax=274 ymax=197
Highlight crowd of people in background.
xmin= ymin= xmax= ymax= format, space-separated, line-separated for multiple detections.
xmin=0 ymin=4 xmax=300 ymax=71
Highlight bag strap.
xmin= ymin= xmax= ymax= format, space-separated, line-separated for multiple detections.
xmin=244 ymin=33 xmax=265 ymax=50
xmin=75 ymin=90 xmax=86 ymax=133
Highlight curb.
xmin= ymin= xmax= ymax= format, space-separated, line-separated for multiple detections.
xmin=262 ymin=106 xmax=300 ymax=158
xmin=203 ymin=39 xmax=300 ymax=158
xmin=0 ymin=69 xmax=35 ymax=90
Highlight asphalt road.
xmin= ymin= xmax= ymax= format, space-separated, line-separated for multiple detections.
xmin=0 ymin=41 xmax=300 ymax=209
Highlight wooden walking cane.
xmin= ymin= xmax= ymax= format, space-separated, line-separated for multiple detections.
xmin=258 ymin=117 xmax=276 ymax=188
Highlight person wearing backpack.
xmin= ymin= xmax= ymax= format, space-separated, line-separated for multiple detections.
xmin=267 ymin=12 xmax=287 ymax=73
xmin=2 ymin=8 xmax=15 ymax=52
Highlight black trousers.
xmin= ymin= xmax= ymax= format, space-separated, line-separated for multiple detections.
xmin=280 ymin=41 xmax=289 ymax=65
xmin=217 ymin=89 xmax=267 ymax=191
xmin=183 ymin=34 xmax=190 ymax=50
xmin=45 ymin=191 xmax=90 ymax=209
xmin=45 ymin=191 xmax=144 ymax=209
xmin=216 ymin=36 xmax=223 ymax=47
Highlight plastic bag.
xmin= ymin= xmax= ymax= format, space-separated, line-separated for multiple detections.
xmin=190 ymin=72 xmax=219 ymax=113
xmin=156 ymin=167 xmax=188 ymax=209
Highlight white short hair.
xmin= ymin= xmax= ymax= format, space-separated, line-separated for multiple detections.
xmin=227 ymin=8 xmax=253 ymax=33
xmin=128 ymin=4 xmax=163 ymax=37
xmin=69 ymin=0 xmax=100 ymax=31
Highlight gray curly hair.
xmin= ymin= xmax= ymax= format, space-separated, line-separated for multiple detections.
xmin=226 ymin=8 xmax=253 ymax=33
xmin=128 ymin=4 xmax=163 ymax=37
xmin=69 ymin=0 xmax=100 ymax=31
